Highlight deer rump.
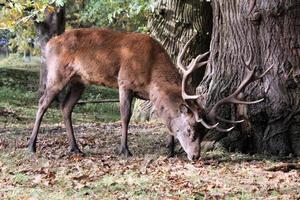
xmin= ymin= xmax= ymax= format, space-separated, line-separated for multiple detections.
xmin=28 ymin=28 xmax=272 ymax=161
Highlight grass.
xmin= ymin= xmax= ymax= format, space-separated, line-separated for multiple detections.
xmin=1 ymin=55 xmax=300 ymax=199
xmin=0 ymin=54 xmax=120 ymax=127
xmin=0 ymin=54 xmax=41 ymax=71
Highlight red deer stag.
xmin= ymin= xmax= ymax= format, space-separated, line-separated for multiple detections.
xmin=28 ymin=28 xmax=272 ymax=160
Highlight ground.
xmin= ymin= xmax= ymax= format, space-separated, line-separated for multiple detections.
xmin=1 ymin=122 xmax=300 ymax=199
xmin=0 ymin=55 xmax=300 ymax=199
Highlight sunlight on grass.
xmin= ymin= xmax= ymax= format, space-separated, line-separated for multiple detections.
xmin=0 ymin=54 xmax=40 ymax=71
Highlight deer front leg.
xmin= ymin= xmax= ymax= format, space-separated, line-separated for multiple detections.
xmin=166 ymin=135 xmax=175 ymax=157
xmin=119 ymin=88 xmax=134 ymax=157
xmin=61 ymin=82 xmax=85 ymax=153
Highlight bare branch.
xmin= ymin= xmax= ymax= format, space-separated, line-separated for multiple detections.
xmin=177 ymin=33 xmax=197 ymax=71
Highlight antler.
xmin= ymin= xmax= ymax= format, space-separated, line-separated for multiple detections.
xmin=177 ymin=33 xmax=217 ymax=129
xmin=206 ymin=62 xmax=274 ymax=129
xmin=177 ymin=34 xmax=210 ymax=100
xmin=177 ymin=34 xmax=273 ymax=132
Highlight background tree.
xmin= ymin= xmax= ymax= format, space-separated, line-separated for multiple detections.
xmin=1 ymin=0 xmax=66 ymax=94
xmin=35 ymin=6 xmax=65 ymax=95
xmin=199 ymin=0 xmax=300 ymax=156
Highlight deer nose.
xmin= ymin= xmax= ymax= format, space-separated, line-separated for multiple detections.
xmin=188 ymin=153 xmax=200 ymax=161
xmin=192 ymin=154 xmax=200 ymax=160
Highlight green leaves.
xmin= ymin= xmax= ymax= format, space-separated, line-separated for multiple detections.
xmin=78 ymin=0 xmax=155 ymax=32
xmin=0 ymin=0 xmax=66 ymax=55
xmin=1 ymin=0 xmax=66 ymax=29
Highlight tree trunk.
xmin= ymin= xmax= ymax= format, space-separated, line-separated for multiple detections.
xmin=35 ymin=7 xmax=65 ymax=95
xmin=132 ymin=0 xmax=212 ymax=121
xmin=200 ymin=0 xmax=300 ymax=156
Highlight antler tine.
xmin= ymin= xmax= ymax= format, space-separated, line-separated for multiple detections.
xmin=181 ymin=60 xmax=209 ymax=100
xmin=231 ymin=64 xmax=274 ymax=97
xmin=177 ymin=33 xmax=197 ymax=71
xmin=216 ymin=116 xmax=244 ymax=124
xmin=216 ymin=126 xmax=235 ymax=132
xmin=229 ymin=66 xmax=257 ymax=97
xmin=256 ymin=65 xmax=274 ymax=80
xmin=178 ymin=34 xmax=210 ymax=101
xmin=199 ymin=118 xmax=219 ymax=129
xmin=191 ymin=109 xmax=219 ymax=129
xmin=188 ymin=51 xmax=210 ymax=70
xmin=181 ymin=71 xmax=201 ymax=100
xmin=224 ymin=97 xmax=264 ymax=105
xmin=207 ymin=64 xmax=274 ymax=127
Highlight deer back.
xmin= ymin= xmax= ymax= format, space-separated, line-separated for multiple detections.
xmin=45 ymin=28 xmax=181 ymax=97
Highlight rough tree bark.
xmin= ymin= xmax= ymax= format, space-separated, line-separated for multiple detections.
xmin=35 ymin=7 xmax=65 ymax=95
xmin=199 ymin=0 xmax=300 ymax=156
xmin=132 ymin=0 xmax=212 ymax=121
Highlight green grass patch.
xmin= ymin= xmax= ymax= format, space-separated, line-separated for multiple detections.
xmin=0 ymin=54 xmax=40 ymax=71
xmin=12 ymin=173 xmax=30 ymax=185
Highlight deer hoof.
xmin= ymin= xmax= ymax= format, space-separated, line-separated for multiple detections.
xmin=69 ymin=147 xmax=84 ymax=155
xmin=167 ymin=151 xmax=175 ymax=158
xmin=119 ymin=147 xmax=133 ymax=157
xmin=28 ymin=145 xmax=36 ymax=153
xmin=166 ymin=143 xmax=175 ymax=157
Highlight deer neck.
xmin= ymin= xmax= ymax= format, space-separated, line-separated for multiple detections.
xmin=149 ymin=83 xmax=183 ymax=129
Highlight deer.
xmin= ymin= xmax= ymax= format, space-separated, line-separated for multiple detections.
xmin=28 ymin=28 xmax=272 ymax=160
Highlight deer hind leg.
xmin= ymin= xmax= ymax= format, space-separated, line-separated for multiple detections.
xmin=28 ymin=89 xmax=60 ymax=152
xmin=119 ymin=88 xmax=134 ymax=157
xmin=61 ymin=82 xmax=85 ymax=153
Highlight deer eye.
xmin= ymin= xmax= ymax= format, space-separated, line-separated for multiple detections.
xmin=186 ymin=129 xmax=191 ymax=136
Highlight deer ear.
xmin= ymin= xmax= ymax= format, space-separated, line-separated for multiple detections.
xmin=179 ymin=104 xmax=190 ymax=114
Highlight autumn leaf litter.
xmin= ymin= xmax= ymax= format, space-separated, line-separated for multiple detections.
xmin=0 ymin=122 xmax=299 ymax=199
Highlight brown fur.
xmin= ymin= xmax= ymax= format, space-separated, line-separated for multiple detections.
xmin=46 ymin=28 xmax=181 ymax=91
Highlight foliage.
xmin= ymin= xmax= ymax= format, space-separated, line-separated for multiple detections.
xmin=76 ymin=0 xmax=155 ymax=32
xmin=8 ymin=27 xmax=37 ymax=55
xmin=1 ymin=0 xmax=65 ymax=27
xmin=0 ymin=29 xmax=13 ymax=45
xmin=0 ymin=0 xmax=66 ymax=54
xmin=0 ymin=0 xmax=154 ymax=55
